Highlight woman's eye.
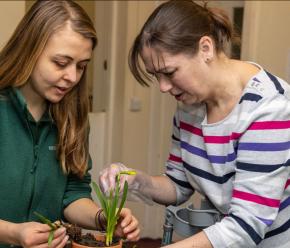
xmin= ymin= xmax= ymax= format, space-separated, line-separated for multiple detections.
xmin=164 ymin=71 xmax=175 ymax=78
xmin=77 ymin=64 xmax=87 ymax=70
xmin=54 ymin=61 xmax=67 ymax=68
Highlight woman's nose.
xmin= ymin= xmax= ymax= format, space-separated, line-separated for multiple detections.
xmin=64 ymin=65 xmax=77 ymax=83
xmin=159 ymin=78 xmax=173 ymax=93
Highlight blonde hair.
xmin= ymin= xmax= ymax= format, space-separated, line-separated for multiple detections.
xmin=0 ymin=0 xmax=97 ymax=178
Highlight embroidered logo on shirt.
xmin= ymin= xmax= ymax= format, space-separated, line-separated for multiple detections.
xmin=49 ymin=146 xmax=56 ymax=151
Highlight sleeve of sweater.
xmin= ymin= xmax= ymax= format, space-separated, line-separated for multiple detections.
xmin=165 ymin=110 xmax=195 ymax=205
xmin=204 ymin=94 xmax=290 ymax=247
xmin=62 ymin=158 xmax=93 ymax=208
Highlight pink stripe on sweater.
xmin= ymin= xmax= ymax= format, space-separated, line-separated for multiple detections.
xmin=180 ymin=121 xmax=203 ymax=136
xmin=180 ymin=121 xmax=242 ymax=143
xmin=285 ymin=179 xmax=290 ymax=189
xmin=204 ymin=136 xmax=230 ymax=143
xmin=204 ymin=133 xmax=242 ymax=143
xmin=248 ymin=121 xmax=290 ymax=130
xmin=233 ymin=189 xmax=280 ymax=208
xmin=169 ymin=154 xmax=182 ymax=163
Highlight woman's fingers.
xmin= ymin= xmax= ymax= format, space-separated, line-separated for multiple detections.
xmin=51 ymin=227 xmax=67 ymax=247
xmin=31 ymin=227 xmax=68 ymax=248
xmin=99 ymin=163 xmax=129 ymax=193
xmin=126 ymin=227 xmax=140 ymax=242
xmin=116 ymin=209 xmax=140 ymax=241
xmin=51 ymin=232 xmax=69 ymax=248
xmin=122 ymin=214 xmax=140 ymax=241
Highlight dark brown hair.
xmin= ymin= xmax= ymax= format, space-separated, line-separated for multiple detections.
xmin=0 ymin=0 xmax=97 ymax=178
xmin=129 ymin=0 xmax=235 ymax=86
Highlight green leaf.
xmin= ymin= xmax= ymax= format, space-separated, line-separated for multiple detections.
xmin=110 ymin=199 xmax=117 ymax=224
xmin=48 ymin=230 xmax=54 ymax=246
xmin=107 ymin=189 xmax=113 ymax=220
xmin=92 ymin=182 xmax=108 ymax=217
xmin=33 ymin=211 xmax=55 ymax=230
xmin=108 ymin=193 xmax=118 ymax=240
xmin=116 ymin=181 xmax=128 ymax=217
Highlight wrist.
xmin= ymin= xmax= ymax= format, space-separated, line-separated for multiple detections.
xmin=0 ymin=220 xmax=20 ymax=246
xmin=8 ymin=222 xmax=21 ymax=246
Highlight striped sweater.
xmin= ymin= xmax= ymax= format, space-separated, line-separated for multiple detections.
xmin=165 ymin=65 xmax=290 ymax=247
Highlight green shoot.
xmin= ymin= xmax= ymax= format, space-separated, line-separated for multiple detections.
xmin=92 ymin=170 xmax=136 ymax=246
xmin=34 ymin=211 xmax=57 ymax=246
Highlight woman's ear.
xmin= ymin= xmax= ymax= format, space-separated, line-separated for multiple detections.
xmin=199 ymin=36 xmax=214 ymax=63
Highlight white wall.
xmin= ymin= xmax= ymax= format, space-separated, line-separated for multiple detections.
xmin=0 ymin=1 xmax=25 ymax=49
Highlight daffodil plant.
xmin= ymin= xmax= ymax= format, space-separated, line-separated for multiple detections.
xmin=92 ymin=170 xmax=136 ymax=246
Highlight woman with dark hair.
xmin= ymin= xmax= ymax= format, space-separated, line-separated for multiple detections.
xmin=100 ymin=1 xmax=290 ymax=247
xmin=0 ymin=1 xmax=139 ymax=247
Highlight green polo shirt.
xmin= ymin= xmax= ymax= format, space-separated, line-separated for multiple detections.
xmin=0 ymin=87 xmax=92 ymax=245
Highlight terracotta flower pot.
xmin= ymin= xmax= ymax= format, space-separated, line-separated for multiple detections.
xmin=71 ymin=233 xmax=122 ymax=248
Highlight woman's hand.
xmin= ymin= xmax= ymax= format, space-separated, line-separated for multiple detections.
xmin=114 ymin=208 xmax=140 ymax=242
xmin=14 ymin=222 xmax=68 ymax=248
xmin=99 ymin=163 xmax=136 ymax=194
xmin=100 ymin=164 xmax=177 ymax=205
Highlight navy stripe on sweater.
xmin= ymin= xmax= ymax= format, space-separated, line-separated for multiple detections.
xmin=166 ymin=173 xmax=194 ymax=190
xmin=239 ymin=93 xmax=263 ymax=104
xmin=237 ymin=160 xmax=290 ymax=173
xmin=230 ymin=214 xmax=262 ymax=245
xmin=265 ymin=218 xmax=290 ymax=239
xmin=184 ymin=161 xmax=235 ymax=184
xmin=172 ymin=134 xmax=180 ymax=142
xmin=265 ymin=70 xmax=284 ymax=95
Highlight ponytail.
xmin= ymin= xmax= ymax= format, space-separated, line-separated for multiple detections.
xmin=205 ymin=4 xmax=240 ymax=51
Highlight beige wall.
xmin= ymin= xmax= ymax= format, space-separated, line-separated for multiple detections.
xmin=0 ymin=1 xmax=25 ymax=49
xmin=242 ymin=1 xmax=290 ymax=82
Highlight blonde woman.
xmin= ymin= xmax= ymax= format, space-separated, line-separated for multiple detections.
xmin=0 ymin=1 xmax=139 ymax=247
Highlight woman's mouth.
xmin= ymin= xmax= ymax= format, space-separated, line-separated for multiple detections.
xmin=55 ymin=86 xmax=69 ymax=95
xmin=175 ymin=93 xmax=183 ymax=101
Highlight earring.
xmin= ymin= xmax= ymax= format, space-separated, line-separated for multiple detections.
xmin=206 ymin=57 xmax=211 ymax=63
